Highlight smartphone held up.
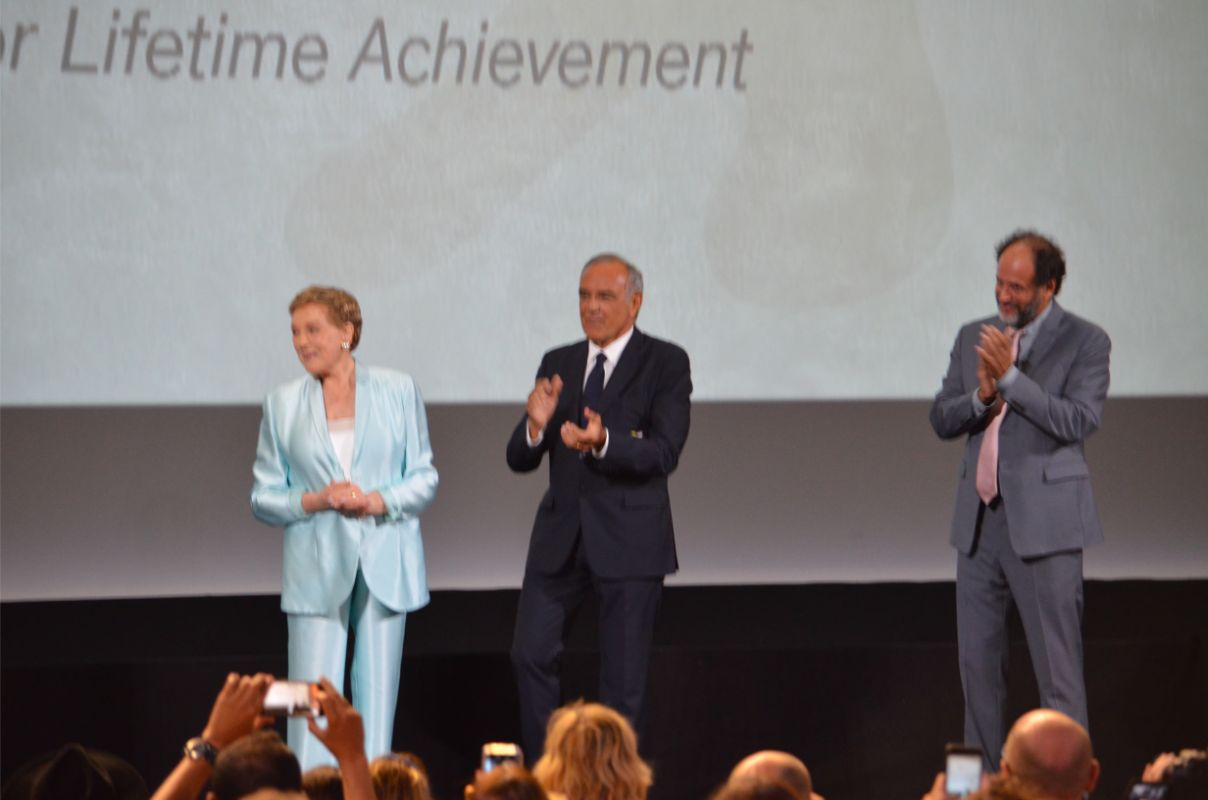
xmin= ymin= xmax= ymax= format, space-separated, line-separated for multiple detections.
xmin=481 ymin=742 xmax=524 ymax=773
xmin=945 ymin=743 xmax=984 ymax=798
xmin=263 ymin=680 xmax=320 ymax=718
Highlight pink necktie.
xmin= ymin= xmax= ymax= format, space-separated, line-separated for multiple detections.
xmin=975 ymin=331 xmax=1021 ymax=505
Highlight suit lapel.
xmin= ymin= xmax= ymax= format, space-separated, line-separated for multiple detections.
xmin=306 ymin=376 xmax=340 ymax=476
xmin=563 ymin=341 xmax=589 ymax=418
xmin=350 ymin=362 xmax=370 ymax=479
xmin=1022 ymin=301 xmax=1065 ymax=372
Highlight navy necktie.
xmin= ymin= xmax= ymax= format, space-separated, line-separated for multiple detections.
xmin=581 ymin=352 xmax=606 ymax=425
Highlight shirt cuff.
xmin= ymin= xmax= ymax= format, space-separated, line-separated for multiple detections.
xmin=997 ymin=365 xmax=1021 ymax=390
xmin=525 ymin=425 xmax=545 ymax=448
xmin=971 ymin=391 xmax=990 ymax=416
xmin=289 ymin=488 xmax=307 ymax=518
xmin=590 ymin=428 xmax=610 ymax=459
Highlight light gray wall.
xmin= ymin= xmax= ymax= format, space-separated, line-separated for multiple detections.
xmin=2 ymin=398 xmax=1204 ymax=601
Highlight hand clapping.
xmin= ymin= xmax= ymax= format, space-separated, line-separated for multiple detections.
xmin=561 ymin=407 xmax=606 ymax=453
xmin=975 ymin=324 xmax=1016 ymax=383
xmin=526 ymin=375 xmax=564 ymax=438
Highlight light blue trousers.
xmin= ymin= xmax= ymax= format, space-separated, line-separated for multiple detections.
xmin=286 ymin=569 xmax=406 ymax=771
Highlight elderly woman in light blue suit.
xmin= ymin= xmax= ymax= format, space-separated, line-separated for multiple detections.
xmin=251 ymin=285 xmax=438 ymax=770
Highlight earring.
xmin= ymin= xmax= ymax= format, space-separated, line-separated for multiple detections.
xmin=341 ymin=342 xmax=350 ymax=350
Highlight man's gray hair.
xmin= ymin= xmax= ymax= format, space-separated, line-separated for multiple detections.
xmin=582 ymin=253 xmax=644 ymax=298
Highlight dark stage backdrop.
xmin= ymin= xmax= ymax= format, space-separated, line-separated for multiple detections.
xmin=3 ymin=582 xmax=1206 ymax=800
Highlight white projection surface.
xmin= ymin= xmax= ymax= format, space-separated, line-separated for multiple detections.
xmin=3 ymin=0 xmax=1207 ymax=405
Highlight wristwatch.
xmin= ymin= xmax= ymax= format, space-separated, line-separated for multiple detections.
xmin=183 ymin=736 xmax=219 ymax=765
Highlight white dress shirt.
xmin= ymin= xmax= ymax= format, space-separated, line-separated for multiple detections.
xmin=527 ymin=326 xmax=636 ymax=457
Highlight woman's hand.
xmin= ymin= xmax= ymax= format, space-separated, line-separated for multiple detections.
xmin=303 ymin=481 xmax=385 ymax=517
xmin=326 ymin=482 xmax=385 ymax=517
xmin=303 ymin=481 xmax=348 ymax=513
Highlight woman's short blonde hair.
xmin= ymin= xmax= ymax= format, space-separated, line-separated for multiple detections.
xmin=532 ymin=700 xmax=653 ymax=800
xmin=289 ymin=286 xmax=363 ymax=350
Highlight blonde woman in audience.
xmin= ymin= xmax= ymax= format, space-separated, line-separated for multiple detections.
xmin=532 ymin=701 xmax=652 ymax=800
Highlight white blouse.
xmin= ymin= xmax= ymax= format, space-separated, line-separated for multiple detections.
xmin=328 ymin=416 xmax=355 ymax=480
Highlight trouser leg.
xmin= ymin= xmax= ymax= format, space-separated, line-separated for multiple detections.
xmin=1003 ymin=545 xmax=1087 ymax=730
xmin=510 ymin=543 xmax=592 ymax=760
xmin=287 ymin=603 xmax=350 ymax=771
xmin=595 ymin=575 xmax=663 ymax=744
xmin=956 ymin=501 xmax=1012 ymax=770
xmin=349 ymin=569 xmax=407 ymax=760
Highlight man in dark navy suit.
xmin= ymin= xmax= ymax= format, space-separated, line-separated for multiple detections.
xmin=507 ymin=253 xmax=692 ymax=757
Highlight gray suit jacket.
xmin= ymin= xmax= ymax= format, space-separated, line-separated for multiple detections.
xmin=930 ymin=301 xmax=1111 ymax=558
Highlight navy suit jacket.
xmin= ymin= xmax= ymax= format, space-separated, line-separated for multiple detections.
xmin=930 ymin=302 xmax=1110 ymax=558
xmin=507 ymin=329 xmax=692 ymax=579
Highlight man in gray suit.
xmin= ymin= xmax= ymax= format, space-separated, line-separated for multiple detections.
xmin=930 ymin=230 xmax=1110 ymax=769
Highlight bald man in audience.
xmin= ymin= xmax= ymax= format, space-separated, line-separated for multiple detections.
xmin=727 ymin=751 xmax=824 ymax=800
xmin=999 ymin=709 xmax=1099 ymax=800
xmin=923 ymin=709 xmax=1097 ymax=800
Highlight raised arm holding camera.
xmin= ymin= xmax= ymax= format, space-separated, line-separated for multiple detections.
xmin=149 ymin=673 xmax=374 ymax=800
xmin=150 ymin=673 xmax=275 ymax=800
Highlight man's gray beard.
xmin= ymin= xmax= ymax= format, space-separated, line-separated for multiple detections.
xmin=1000 ymin=297 xmax=1040 ymax=328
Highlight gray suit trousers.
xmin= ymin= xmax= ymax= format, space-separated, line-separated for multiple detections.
xmin=956 ymin=498 xmax=1087 ymax=769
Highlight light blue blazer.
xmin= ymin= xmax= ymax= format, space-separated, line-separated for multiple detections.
xmin=251 ymin=364 xmax=438 ymax=615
